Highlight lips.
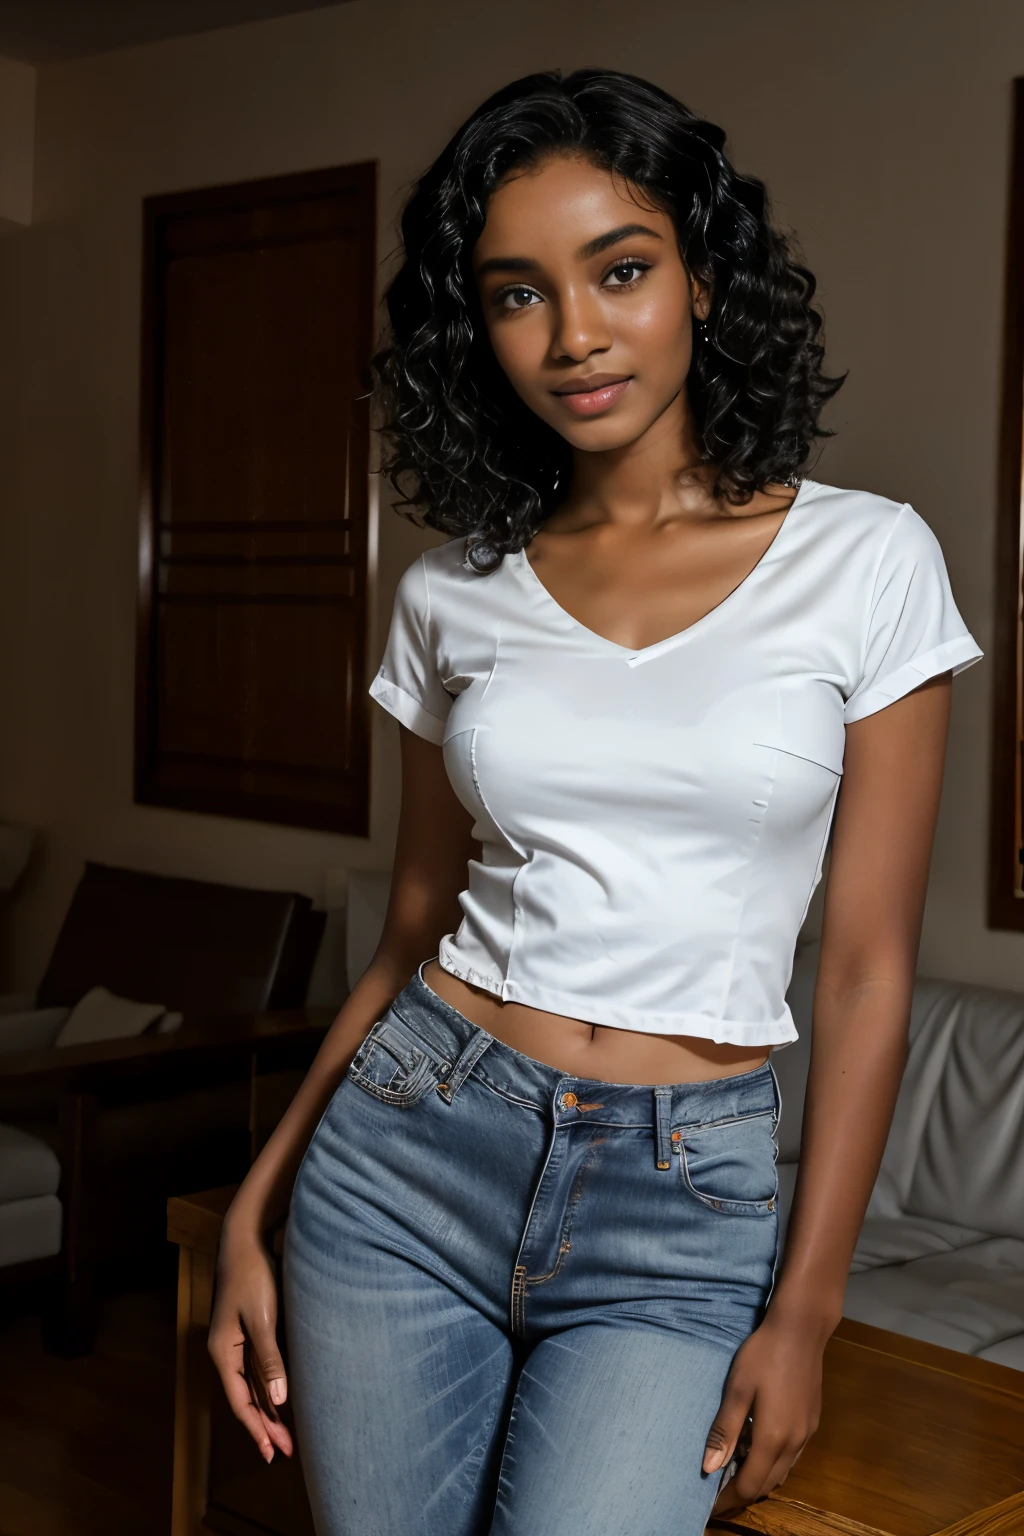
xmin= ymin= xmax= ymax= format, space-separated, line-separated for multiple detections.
xmin=552 ymin=376 xmax=632 ymax=417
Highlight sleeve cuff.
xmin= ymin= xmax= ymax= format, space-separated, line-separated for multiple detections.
xmin=843 ymin=634 xmax=984 ymax=724
xmin=369 ymin=674 xmax=447 ymax=744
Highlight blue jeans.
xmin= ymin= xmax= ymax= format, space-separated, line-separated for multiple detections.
xmin=283 ymin=961 xmax=782 ymax=1536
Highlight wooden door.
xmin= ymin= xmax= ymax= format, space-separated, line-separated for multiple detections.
xmin=136 ymin=162 xmax=376 ymax=835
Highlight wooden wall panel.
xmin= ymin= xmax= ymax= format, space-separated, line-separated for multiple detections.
xmin=135 ymin=162 xmax=376 ymax=835
xmin=990 ymin=81 xmax=1024 ymax=929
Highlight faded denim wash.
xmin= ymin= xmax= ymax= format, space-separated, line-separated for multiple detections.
xmin=283 ymin=961 xmax=782 ymax=1536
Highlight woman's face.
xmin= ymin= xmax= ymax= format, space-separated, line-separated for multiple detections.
xmin=472 ymin=152 xmax=708 ymax=453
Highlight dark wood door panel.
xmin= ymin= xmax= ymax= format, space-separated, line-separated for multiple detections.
xmin=136 ymin=163 xmax=376 ymax=836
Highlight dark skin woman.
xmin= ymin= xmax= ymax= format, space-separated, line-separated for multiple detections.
xmin=208 ymin=69 xmax=955 ymax=1526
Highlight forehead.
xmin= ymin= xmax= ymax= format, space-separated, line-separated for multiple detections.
xmin=472 ymin=154 xmax=673 ymax=262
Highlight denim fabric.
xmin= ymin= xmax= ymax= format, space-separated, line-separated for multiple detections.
xmin=283 ymin=962 xmax=782 ymax=1536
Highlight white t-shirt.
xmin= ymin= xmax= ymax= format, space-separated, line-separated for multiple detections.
xmin=369 ymin=478 xmax=983 ymax=1048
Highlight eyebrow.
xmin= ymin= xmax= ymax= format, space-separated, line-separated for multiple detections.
xmin=475 ymin=222 xmax=663 ymax=278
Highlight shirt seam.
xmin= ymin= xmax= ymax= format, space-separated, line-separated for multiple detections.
xmin=420 ymin=551 xmax=436 ymax=662
xmin=852 ymin=501 xmax=910 ymax=701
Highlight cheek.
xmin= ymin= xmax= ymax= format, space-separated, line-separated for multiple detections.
xmin=626 ymin=294 xmax=693 ymax=381
xmin=486 ymin=318 xmax=545 ymax=396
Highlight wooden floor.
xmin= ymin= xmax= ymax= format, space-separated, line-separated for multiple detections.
xmin=0 ymin=1278 xmax=177 ymax=1535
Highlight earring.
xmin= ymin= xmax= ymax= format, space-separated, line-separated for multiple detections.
xmin=699 ymin=319 xmax=710 ymax=345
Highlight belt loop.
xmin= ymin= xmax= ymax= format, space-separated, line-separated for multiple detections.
xmin=768 ymin=1056 xmax=783 ymax=1132
xmin=436 ymin=1026 xmax=494 ymax=1104
xmin=653 ymin=1085 xmax=673 ymax=1169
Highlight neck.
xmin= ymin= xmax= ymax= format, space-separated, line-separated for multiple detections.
xmin=559 ymin=389 xmax=716 ymax=532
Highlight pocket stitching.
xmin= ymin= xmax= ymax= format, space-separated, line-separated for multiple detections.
xmin=347 ymin=1019 xmax=440 ymax=1108
xmin=679 ymin=1111 xmax=779 ymax=1215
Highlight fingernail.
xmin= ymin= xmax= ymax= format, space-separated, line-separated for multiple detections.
xmin=270 ymin=1379 xmax=286 ymax=1405
xmin=264 ymin=1447 xmax=274 ymax=1464
xmin=704 ymin=1450 xmax=723 ymax=1471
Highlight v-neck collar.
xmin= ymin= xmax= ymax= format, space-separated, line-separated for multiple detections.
xmin=511 ymin=478 xmax=814 ymax=668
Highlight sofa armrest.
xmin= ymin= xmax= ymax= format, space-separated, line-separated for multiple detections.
xmin=0 ymin=1008 xmax=71 ymax=1054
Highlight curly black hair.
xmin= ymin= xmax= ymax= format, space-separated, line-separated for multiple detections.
xmin=371 ymin=68 xmax=846 ymax=573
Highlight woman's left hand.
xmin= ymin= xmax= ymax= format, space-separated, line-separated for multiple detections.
xmin=705 ymin=1308 xmax=828 ymax=1516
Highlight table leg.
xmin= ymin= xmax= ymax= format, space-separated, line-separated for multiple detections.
xmin=172 ymin=1243 xmax=216 ymax=1536
xmin=44 ymin=1088 xmax=98 ymax=1356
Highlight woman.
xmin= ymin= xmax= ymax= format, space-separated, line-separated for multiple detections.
xmin=208 ymin=69 xmax=983 ymax=1535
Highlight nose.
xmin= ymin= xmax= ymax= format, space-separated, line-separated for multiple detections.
xmin=549 ymin=281 xmax=612 ymax=363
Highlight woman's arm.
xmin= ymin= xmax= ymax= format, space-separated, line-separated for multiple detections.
xmin=708 ymin=670 xmax=954 ymax=1512
xmin=208 ymin=725 xmax=478 ymax=1462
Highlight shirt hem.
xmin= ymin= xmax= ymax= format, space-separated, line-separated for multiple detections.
xmin=436 ymin=944 xmax=799 ymax=1046
xmin=842 ymin=634 xmax=984 ymax=724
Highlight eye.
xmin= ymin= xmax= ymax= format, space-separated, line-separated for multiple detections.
xmin=603 ymin=259 xmax=652 ymax=289
xmin=495 ymin=285 xmax=542 ymax=312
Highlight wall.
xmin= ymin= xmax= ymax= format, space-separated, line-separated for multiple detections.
xmin=0 ymin=54 xmax=34 ymax=227
xmin=0 ymin=0 xmax=1014 ymax=992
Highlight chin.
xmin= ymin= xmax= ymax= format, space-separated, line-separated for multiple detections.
xmin=556 ymin=415 xmax=653 ymax=452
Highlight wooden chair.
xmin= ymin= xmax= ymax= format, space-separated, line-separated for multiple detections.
xmin=0 ymin=862 xmax=327 ymax=1353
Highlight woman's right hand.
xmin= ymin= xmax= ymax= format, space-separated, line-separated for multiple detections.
xmin=207 ymin=1229 xmax=295 ymax=1464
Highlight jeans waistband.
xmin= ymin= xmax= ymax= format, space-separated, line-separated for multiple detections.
xmin=385 ymin=960 xmax=780 ymax=1133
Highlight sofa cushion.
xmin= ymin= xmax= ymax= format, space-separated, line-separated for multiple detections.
xmin=851 ymin=1212 xmax=991 ymax=1273
xmin=54 ymin=985 xmax=165 ymax=1048
xmin=889 ymin=978 xmax=1024 ymax=1242
xmin=0 ymin=1123 xmax=61 ymax=1202
xmin=0 ymin=1007 xmax=70 ymax=1054
xmin=0 ymin=1193 xmax=62 ymax=1266
xmin=979 ymin=1334 xmax=1024 ymax=1370
xmin=843 ymin=1236 xmax=1024 ymax=1359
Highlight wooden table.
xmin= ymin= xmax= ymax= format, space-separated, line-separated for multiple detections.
xmin=169 ymin=1187 xmax=1024 ymax=1536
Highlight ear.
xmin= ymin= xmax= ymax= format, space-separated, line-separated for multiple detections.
xmin=691 ymin=282 xmax=712 ymax=322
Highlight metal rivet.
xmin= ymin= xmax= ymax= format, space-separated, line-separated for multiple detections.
xmin=656 ymin=1160 xmax=671 ymax=1170
xmin=713 ymin=1200 xmax=721 ymax=1208
xmin=437 ymin=1082 xmax=452 ymax=1101
xmin=767 ymin=1198 xmax=775 ymax=1211
xmin=670 ymin=1131 xmax=682 ymax=1143
xmin=560 ymin=1092 xmax=578 ymax=1109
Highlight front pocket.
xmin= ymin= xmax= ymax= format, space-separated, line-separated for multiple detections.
xmin=346 ymin=1013 xmax=442 ymax=1107
xmin=680 ymin=1111 xmax=779 ymax=1215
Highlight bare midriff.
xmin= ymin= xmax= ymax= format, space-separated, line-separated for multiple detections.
xmin=420 ymin=959 xmax=771 ymax=1086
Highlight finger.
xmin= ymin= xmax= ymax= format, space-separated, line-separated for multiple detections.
xmin=729 ymin=1434 xmax=800 ymax=1506
xmin=266 ymin=1415 xmax=295 ymax=1457
xmin=703 ymin=1377 xmax=754 ymax=1474
xmin=225 ymin=1357 xmax=282 ymax=1459
xmin=212 ymin=1333 xmax=292 ymax=1462
xmin=235 ymin=1357 xmax=295 ymax=1461
xmin=243 ymin=1331 xmax=288 ymax=1417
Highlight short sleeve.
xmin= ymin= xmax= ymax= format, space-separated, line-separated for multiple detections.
xmin=368 ymin=555 xmax=453 ymax=744
xmin=843 ymin=503 xmax=983 ymax=724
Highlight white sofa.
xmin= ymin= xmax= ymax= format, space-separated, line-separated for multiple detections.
xmin=775 ymin=936 xmax=1024 ymax=1371
xmin=0 ymin=996 xmax=70 ymax=1265
xmin=0 ymin=994 xmax=183 ymax=1268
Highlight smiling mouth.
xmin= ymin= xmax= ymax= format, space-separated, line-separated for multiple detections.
xmin=551 ymin=377 xmax=633 ymax=416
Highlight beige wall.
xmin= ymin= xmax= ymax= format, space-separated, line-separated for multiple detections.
xmin=0 ymin=55 xmax=35 ymax=227
xmin=0 ymin=0 xmax=1014 ymax=991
